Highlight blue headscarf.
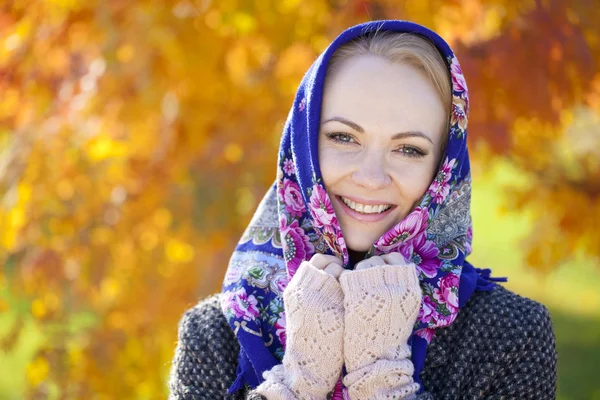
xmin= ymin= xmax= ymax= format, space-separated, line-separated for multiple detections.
xmin=220 ymin=20 xmax=506 ymax=396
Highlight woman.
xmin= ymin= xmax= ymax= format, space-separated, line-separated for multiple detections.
xmin=169 ymin=20 xmax=557 ymax=399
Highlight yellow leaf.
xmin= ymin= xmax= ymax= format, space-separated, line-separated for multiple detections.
xmin=107 ymin=311 xmax=127 ymax=330
xmin=4 ymin=33 xmax=22 ymax=52
xmin=158 ymin=262 xmax=175 ymax=278
xmin=117 ymin=44 xmax=134 ymax=63
xmin=2 ymin=206 xmax=25 ymax=250
xmin=100 ymin=277 xmax=120 ymax=301
xmin=26 ymin=356 xmax=49 ymax=387
xmin=56 ymin=179 xmax=75 ymax=200
xmin=0 ymin=297 xmax=9 ymax=313
xmin=31 ymin=298 xmax=47 ymax=319
xmin=18 ymin=182 xmax=32 ymax=203
xmin=7 ymin=206 xmax=25 ymax=229
xmin=204 ymin=10 xmax=221 ymax=29
xmin=277 ymin=0 xmax=302 ymax=14
xmin=0 ymin=88 xmax=20 ymax=119
xmin=136 ymin=381 xmax=153 ymax=399
xmin=91 ymin=227 xmax=113 ymax=245
xmin=45 ymin=0 xmax=82 ymax=12
xmin=226 ymin=43 xmax=249 ymax=85
xmin=139 ymin=230 xmax=159 ymax=251
xmin=236 ymin=187 xmax=255 ymax=216
xmin=43 ymin=292 xmax=60 ymax=313
xmin=153 ymin=208 xmax=172 ymax=229
xmin=86 ymin=136 xmax=128 ymax=162
xmin=68 ymin=345 xmax=84 ymax=367
xmin=224 ymin=142 xmax=243 ymax=163
xmin=232 ymin=12 xmax=256 ymax=35
xmin=165 ymin=238 xmax=195 ymax=263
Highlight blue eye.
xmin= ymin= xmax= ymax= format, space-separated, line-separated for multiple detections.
xmin=325 ymin=132 xmax=356 ymax=145
xmin=325 ymin=133 xmax=427 ymax=159
xmin=397 ymin=146 xmax=425 ymax=158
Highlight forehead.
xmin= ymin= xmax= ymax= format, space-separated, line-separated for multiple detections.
xmin=321 ymin=54 xmax=447 ymax=139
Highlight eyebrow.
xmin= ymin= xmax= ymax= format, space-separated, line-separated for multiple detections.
xmin=322 ymin=116 xmax=434 ymax=144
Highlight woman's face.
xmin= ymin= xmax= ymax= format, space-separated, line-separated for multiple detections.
xmin=318 ymin=54 xmax=447 ymax=252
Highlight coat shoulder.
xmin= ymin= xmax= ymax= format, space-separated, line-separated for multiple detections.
xmin=422 ymin=284 xmax=557 ymax=399
xmin=169 ymin=294 xmax=241 ymax=400
xmin=459 ymin=284 xmax=554 ymax=338
xmin=176 ymin=294 xmax=233 ymax=343
xmin=428 ymin=284 xmax=556 ymax=358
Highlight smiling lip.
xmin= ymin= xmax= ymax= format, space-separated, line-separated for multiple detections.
xmin=334 ymin=195 xmax=396 ymax=223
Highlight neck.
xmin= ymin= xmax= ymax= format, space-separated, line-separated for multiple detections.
xmin=348 ymin=249 xmax=367 ymax=269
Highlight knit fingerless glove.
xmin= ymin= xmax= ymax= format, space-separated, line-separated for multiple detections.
xmin=340 ymin=264 xmax=422 ymax=400
xmin=252 ymin=261 xmax=345 ymax=400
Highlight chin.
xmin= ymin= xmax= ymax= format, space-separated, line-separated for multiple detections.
xmin=344 ymin=234 xmax=378 ymax=253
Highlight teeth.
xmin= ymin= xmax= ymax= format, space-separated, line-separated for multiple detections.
xmin=341 ymin=196 xmax=392 ymax=214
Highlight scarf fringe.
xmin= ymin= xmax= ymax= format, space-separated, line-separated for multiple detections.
xmin=475 ymin=266 xmax=508 ymax=291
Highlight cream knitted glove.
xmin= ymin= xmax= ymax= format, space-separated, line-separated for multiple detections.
xmin=253 ymin=261 xmax=345 ymax=400
xmin=340 ymin=264 xmax=422 ymax=400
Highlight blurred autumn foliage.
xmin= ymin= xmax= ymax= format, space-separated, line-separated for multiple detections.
xmin=0 ymin=0 xmax=598 ymax=398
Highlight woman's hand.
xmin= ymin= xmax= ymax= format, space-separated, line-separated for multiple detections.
xmin=254 ymin=254 xmax=345 ymax=399
xmin=353 ymin=252 xmax=410 ymax=270
xmin=340 ymin=252 xmax=422 ymax=399
xmin=307 ymin=253 xmax=345 ymax=278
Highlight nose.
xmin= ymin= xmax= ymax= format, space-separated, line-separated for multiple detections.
xmin=351 ymin=151 xmax=392 ymax=190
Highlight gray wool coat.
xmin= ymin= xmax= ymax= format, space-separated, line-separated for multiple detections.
xmin=168 ymin=284 xmax=557 ymax=399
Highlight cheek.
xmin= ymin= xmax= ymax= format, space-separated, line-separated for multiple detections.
xmin=318 ymin=146 xmax=348 ymax=186
xmin=392 ymin=161 xmax=438 ymax=199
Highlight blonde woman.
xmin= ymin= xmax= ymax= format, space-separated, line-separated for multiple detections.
xmin=169 ymin=20 xmax=557 ymax=400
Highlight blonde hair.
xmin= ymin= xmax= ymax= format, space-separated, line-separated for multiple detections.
xmin=327 ymin=31 xmax=452 ymax=128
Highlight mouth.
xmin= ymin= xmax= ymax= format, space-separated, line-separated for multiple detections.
xmin=335 ymin=195 xmax=396 ymax=222
xmin=339 ymin=196 xmax=393 ymax=214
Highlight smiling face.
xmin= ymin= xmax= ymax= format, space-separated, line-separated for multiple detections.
xmin=318 ymin=54 xmax=447 ymax=252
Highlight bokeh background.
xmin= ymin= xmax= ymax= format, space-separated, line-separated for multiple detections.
xmin=1 ymin=0 xmax=599 ymax=399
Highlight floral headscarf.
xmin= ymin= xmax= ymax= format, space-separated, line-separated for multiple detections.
xmin=221 ymin=20 xmax=506 ymax=396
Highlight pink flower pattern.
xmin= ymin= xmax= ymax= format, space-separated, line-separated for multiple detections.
xmin=224 ymin=287 xmax=260 ymax=322
xmin=450 ymin=57 xmax=468 ymax=95
xmin=433 ymin=272 xmax=460 ymax=314
xmin=319 ymin=225 xmax=343 ymax=256
xmin=451 ymin=96 xmax=468 ymax=131
xmin=298 ymin=97 xmax=306 ymax=112
xmin=465 ymin=224 xmax=473 ymax=255
xmin=224 ymin=267 xmax=243 ymax=286
xmin=428 ymin=157 xmax=456 ymax=204
xmin=280 ymin=216 xmax=314 ymax=277
xmin=400 ymin=233 xmax=441 ymax=278
xmin=308 ymin=184 xmax=337 ymax=228
xmin=283 ymin=158 xmax=295 ymax=176
xmin=274 ymin=311 xmax=287 ymax=348
xmin=279 ymin=178 xmax=305 ymax=218
xmin=415 ymin=327 xmax=435 ymax=343
xmin=434 ymin=312 xmax=457 ymax=327
xmin=374 ymin=207 xmax=429 ymax=253
xmin=272 ymin=273 xmax=289 ymax=296
xmin=418 ymin=295 xmax=437 ymax=324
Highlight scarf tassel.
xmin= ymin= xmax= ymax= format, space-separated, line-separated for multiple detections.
xmin=476 ymin=267 xmax=508 ymax=284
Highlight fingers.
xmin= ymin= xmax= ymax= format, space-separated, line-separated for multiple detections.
xmin=354 ymin=252 xmax=408 ymax=271
xmin=381 ymin=252 xmax=408 ymax=266
xmin=308 ymin=253 xmax=344 ymax=279
xmin=323 ymin=263 xmax=345 ymax=279
xmin=305 ymin=252 xmax=409 ymax=278
xmin=309 ymin=253 xmax=343 ymax=269
xmin=355 ymin=255 xmax=385 ymax=271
